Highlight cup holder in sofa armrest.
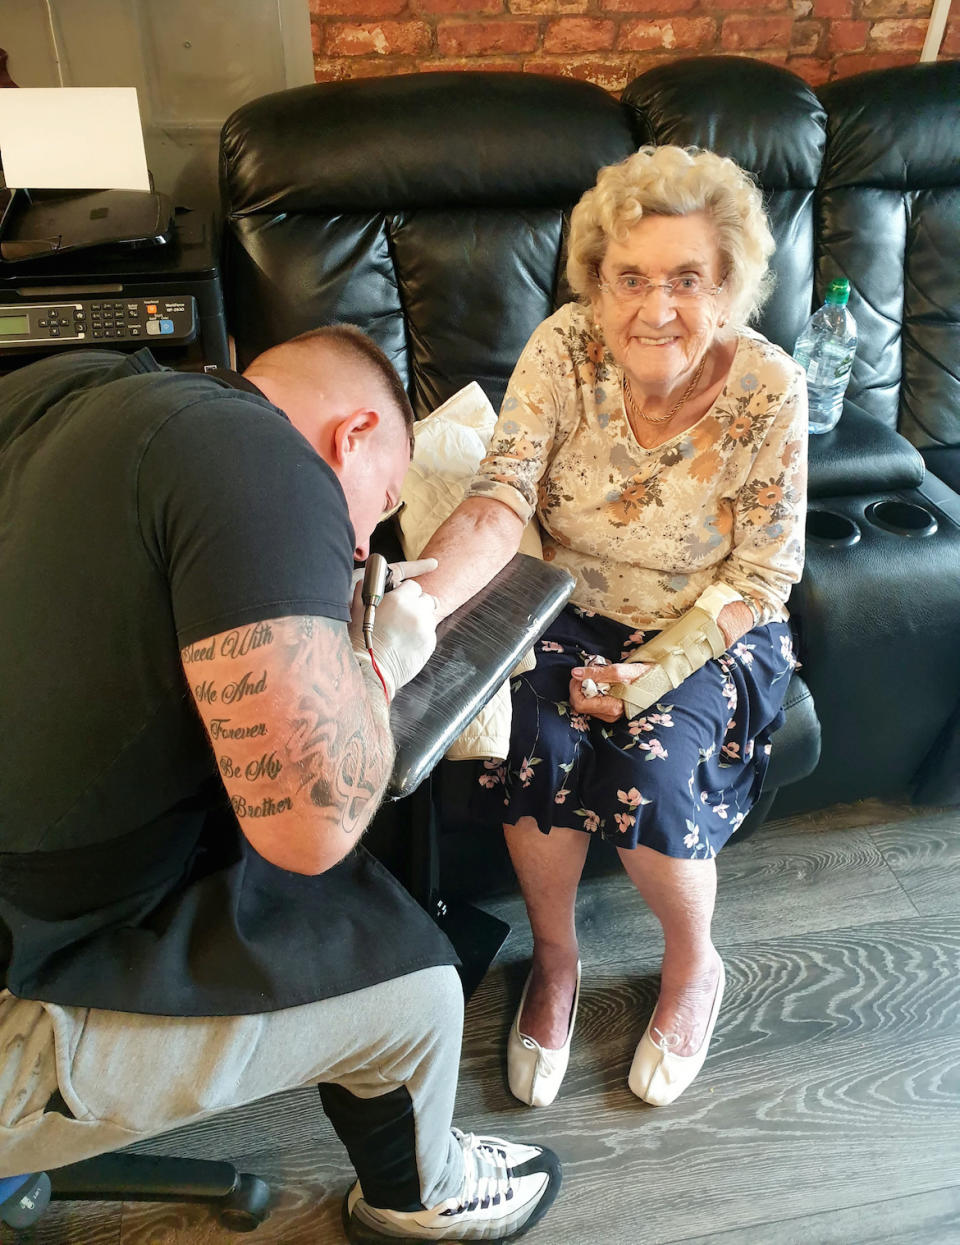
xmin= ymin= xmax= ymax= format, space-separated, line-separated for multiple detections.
xmin=805 ymin=509 xmax=861 ymax=548
xmin=864 ymin=499 xmax=938 ymax=538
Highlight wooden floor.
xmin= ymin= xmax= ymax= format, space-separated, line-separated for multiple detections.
xmin=12 ymin=800 xmax=960 ymax=1245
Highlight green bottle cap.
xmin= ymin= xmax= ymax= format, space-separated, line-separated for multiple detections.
xmin=825 ymin=277 xmax=850 ymax=306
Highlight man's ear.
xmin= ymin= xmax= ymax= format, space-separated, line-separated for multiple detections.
xmin=331 ymin=409 xmax=381 ymax=466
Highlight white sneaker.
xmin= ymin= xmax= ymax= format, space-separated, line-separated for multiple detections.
xmin=343 ymin=1127 xmax=562 ymax=1242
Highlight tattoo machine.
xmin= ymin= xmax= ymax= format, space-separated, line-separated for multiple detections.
xmin=361 ymin=552 xmax=390 ymax=649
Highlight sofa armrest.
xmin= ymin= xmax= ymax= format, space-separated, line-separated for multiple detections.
xmin=807 ymin=404 xmax=925 ymax=498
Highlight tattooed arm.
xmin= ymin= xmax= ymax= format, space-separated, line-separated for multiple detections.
xmin=181 ymin=615 xmax=393 ymax=874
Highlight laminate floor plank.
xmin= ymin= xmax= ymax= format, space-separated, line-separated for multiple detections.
xmin=867 ymin=809 xmax=960 ymax=917
xmin=17 ymin=808 xmax=960 ymax=1245
xmin=0 ymin=1202 xmax=120 ymax=1245
xmin=116 ymin=1150 xmax=346 ymax=1245
xmin=766 ymin=799 xmax=934 ymax=836
xmin=668 ymin=1182 xmax=960 ymax=1244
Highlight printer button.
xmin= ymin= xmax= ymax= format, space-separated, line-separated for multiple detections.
xmin=146 ymin=319 xmax=175 ymax=336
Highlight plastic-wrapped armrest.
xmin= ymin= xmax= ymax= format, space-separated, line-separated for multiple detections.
xmin=388 ymin=554 xmax=574 ymax=798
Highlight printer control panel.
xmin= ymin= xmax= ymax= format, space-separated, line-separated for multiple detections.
xmin=0 ymin=296 xmax=197 ymax=350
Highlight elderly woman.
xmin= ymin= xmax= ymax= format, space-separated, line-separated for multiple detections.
xmin=419 ymin=145 xmax=807 ymax=1108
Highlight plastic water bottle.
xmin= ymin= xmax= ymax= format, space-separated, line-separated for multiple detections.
xmin=792 ymin=277 xmax=858 ymax=435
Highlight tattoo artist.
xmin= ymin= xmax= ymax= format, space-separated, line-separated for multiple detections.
xmin=0 ymin=326 xmax=561 ymax=1242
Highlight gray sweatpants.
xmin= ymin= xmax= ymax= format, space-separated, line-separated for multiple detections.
xmin=0 ymin=965 xmax=465 ymax=1208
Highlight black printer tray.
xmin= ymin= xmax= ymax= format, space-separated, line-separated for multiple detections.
xmin=0 ymin=188 xmax=173 ymax=263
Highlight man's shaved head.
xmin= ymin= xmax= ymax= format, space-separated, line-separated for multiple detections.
xmin=242 ymin=324 xmax=415 ymax=561
xmin=246 ymin=325 xmax=414 ymax=453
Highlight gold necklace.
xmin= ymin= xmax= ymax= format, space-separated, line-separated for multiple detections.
xmin=624 ymin=354 xmax=707 ymax=427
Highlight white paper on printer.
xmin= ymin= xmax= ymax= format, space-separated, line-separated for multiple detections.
xmin=0 ymin=88 xmax=150 ymax=192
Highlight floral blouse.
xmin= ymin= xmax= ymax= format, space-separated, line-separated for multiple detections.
xmin=465 ymin=302 xmax=808 ymax=629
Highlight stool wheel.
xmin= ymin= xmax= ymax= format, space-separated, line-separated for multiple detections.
xmin=218 ymin=1173 xmax=270 ymax=1232
xmin=0 ymin=1172 xmax=52 ymax=1228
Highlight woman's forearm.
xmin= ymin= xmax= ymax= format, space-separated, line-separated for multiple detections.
xmin=417 ymin=497 xmax=525 ymax=620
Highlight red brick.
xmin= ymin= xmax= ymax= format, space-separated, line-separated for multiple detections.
xmin=312 ymin=19 xmax=324 ymax=55
xmin=786 ymin=54 xmax=833 ymax=85
xmin=314 ymin=56 xmax=348 ymax=81
xmin=830 ymin=49 xmax=918 ymax=76
xmin=437 ymin=19 xmax=539 ymax=53
xmin=941 ymin=16 xmax=960 ymax=55
xmin=618 ymin=17 xmax=716 ymax=51
xmin=730 ymin=48 xmax=789 ymax=64
xmin=509 ymin=0 xmax=587 ymax=12
xmin=869 ymin=18 xmax=928 ymax=49
xmin=313 ymin=55 xmax=421 ymax=78
xmin=827 ymin=18 xmax=869 ymax=51
xmin=790 ymin=19 xmax=823 ymax=54
xmin=544 ymin=17 xmax=616 ymax=51
xmin=418 ymin=0 xmax=503 ymax=12
xmin=324 ymin=20 xmax=432 ymax=54
xmin=860 ymin=0 xmax=933 ymax=16
xmin=721 ymin=15 xmax=794 ymax=49
xmin=417 ymin=55 xmax=521 ymax=69
xmin=312 ymin=0 xmax=408 ymax=14
xmin=523 ymin=54 xmax=635 ymax=90
xmin=709 ymin=0 xmax=787 ymax=8
xmin=812 ymin=0 xmax=853 ymax=15
xmin=597 ymin=0 xmax=695 ymax=12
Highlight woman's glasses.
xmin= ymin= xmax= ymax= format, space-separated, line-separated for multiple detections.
xmin=597 ymin=272 xmax=724 ymax=305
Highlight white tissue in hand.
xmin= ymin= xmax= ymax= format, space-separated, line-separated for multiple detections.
xmin=581 ymin=655 xmax=611 ymax=699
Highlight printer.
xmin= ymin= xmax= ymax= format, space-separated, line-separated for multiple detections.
xmin=0 ymin=189 xmax=229 ymax=374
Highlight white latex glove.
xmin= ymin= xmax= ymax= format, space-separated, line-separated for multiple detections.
xmin=350 ymin=578 xmax=438 ymax=701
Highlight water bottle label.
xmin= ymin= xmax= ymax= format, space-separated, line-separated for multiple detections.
xmin=799 ymin=352 xmax=854 ymax=387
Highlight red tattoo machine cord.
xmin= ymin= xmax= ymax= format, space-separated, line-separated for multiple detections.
xmin=367 ymin=647 xmax=390 ymax=702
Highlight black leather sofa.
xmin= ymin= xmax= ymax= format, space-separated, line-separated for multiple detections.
xmin=219 ymin=55 xmax=960 ymax=896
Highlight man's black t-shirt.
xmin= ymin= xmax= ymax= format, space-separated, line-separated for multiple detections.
xmin=0 ymin=349 xmax=453 ymax=1015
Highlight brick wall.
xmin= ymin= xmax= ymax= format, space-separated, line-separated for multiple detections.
xmin=311 ymin=0 xmax=959 ymax=92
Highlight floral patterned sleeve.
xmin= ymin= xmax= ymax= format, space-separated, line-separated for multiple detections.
xmin=464 ymin=321 xmax=566 ymax=522
xmin=721 ymin=367 xmax=808 ymax=625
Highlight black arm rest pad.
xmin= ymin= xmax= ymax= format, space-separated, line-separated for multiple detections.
xmin=388 ymin=555 xmax=574 ymax=798
xmin=808 ymin=405 xmax=924 ymax=498
xmin=921 ymin=447 xmax=960 ymax=500
xmin=765 ymin=673 xmax=821 ymax=789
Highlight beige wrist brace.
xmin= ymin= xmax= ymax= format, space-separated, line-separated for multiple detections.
xmin=607 ymin=584 xmax=743 ymax=718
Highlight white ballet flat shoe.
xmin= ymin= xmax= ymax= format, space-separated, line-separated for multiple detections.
xmin=507 ymin=960 xmax=581 ymax=1108
xmin=628 ymin=960 xmax=725 ymax=1107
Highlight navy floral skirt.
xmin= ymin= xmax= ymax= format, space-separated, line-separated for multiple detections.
xmin=476 ymin=604 xmax=798 ymax=860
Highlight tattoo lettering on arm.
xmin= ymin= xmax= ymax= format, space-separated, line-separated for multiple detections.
xmin=181 ymin=615 xmax=394 ymax=874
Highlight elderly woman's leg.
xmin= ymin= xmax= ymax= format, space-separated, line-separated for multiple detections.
xmin=615 ymin=845 xmax=722 ymax=1056
xmin=504 ymin=818 xmax=590 ymax=1049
